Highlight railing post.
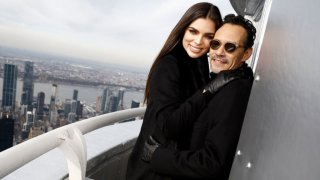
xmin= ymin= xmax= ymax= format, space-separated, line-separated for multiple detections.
xmin=58 ymin=126 xmax=87 ymax=180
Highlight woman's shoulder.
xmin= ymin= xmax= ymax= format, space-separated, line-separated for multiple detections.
xmin=156 ymin=54 xmax=180 ymax=69
xmin=161 ymin=53 xmax=179 ymax=63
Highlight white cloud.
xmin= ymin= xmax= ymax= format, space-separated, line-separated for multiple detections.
xmin=0 ymin=0 xmax=235 ymax=69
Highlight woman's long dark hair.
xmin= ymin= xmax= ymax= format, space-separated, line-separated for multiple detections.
xmin=143 ymin=2 xmax=222 ymax=104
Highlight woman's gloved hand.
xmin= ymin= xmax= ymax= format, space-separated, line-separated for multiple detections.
xmin=203 ymin=68 xmax=249 ymax=98
xmin=141 ymin=136 xmax=161 ymax=162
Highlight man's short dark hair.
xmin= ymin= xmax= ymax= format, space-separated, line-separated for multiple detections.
xmin=223 ymin=14 xmax=256 ymax=49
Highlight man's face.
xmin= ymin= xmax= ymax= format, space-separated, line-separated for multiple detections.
xmin=209 ymin=24 xmax=252 ymax=73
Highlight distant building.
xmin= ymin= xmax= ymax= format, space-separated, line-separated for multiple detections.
xmin=101 ymin=88 xmax=111 ymax=113
xmin=27 ymin=111 xmax=33 ymax=124
xmin=117 ymin=88 xmax=125 ymax=110
xmin=49 ymin=110 xmax=58 ymax=128
xmin=64 ymin=99 xmax=82 ymax=119
xmin=73 ymin=89 xmax=78 ymax=101
xmin=28 ymin=126 xmax=44 ymax=139
xmin=108 ymin=96 xmax=119 ymax=112
xmin=76 ymin=100 xmax=83 ymax=119
xmin=49 ymin=84 xmax=58 ymax=126
xmin=131 ymin=100 xmax=140 ymax=108
xmin=0 ymin=112 xmax=14 ymax=151
xmin=22 ymin=111 xmax=34 ymax=132
xmin=20 ymin=105 xmax=28 ymax=116
xmin=36 ymin=92 xmax=45 ymax=120
xmin=82 ymin=104 xmax=96 ymax=118
xmin=57 ymin=109 xmax=65 ymax=117
xmin=68 ymin=112 xmax=76 ymax=123
xmin=21 ymin=61 xmax=34 ymax=109
xmin=127 ymin=100 xmax=141 ymax=122
xmin=64 ymin=99 xmax=72 ymax=117
xmin=57 ymin=117 xmax=68 ymax=127
xmin=95 ymin=96 xmax=102 ymax=113
xmin=2 ymin=64 xmax=18 ymax=111
xmin=71 ymin=100 xmax=77 ymax=114
xmin=50 ymin=84 xmax=58 ymax=111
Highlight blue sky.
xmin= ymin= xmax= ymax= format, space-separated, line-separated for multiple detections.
xmin=0 ymin=0 xmax=235 ymax=69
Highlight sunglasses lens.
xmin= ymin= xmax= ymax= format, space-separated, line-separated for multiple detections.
xmin=211 ymin=40 xmax=240 ymax=53
xmin=225 ymin=43 xmax=237 ymax=53
xmin=210 ymin=40 xmax=221 ymax=50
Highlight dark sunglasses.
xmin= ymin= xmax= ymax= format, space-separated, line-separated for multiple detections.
xmin=210 ymin=39 xmax=244 ymax=53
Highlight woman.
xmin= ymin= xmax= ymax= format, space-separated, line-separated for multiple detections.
xmin=126 ymin=2 xmax=222 ymax=180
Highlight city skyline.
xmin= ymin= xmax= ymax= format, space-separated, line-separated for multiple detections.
xmin=0 ymin=0 xmax=235 ymax=69
xmin=0 ymin=60 xmax=143 ymax=149
xmin=0 ymin=57 xmax=145 ymax=106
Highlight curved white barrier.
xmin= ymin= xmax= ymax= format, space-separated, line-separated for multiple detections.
xmin=0 ymin=107 xmax=146 ymax=179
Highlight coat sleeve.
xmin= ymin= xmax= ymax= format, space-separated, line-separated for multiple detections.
xmin=150 ymin=80 xmax=252 ymax=178
xmin=150 ymin=55 xmax=209 ymax=141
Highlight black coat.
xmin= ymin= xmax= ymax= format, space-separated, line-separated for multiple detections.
xmin=150 ymin=66 xmax=254 ymax=180
xmin=126 ymin=45 xmax=210 ymax=180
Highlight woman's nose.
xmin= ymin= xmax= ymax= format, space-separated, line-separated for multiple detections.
xmin=194 ymin=35 xmax=202 ymax=44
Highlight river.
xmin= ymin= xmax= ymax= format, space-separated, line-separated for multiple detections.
xmin=0 ymin=78 xmax=144 ymax=108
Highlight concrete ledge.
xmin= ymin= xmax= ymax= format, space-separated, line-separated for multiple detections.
xmin=85 ymin=138 xmax=137 ymax=180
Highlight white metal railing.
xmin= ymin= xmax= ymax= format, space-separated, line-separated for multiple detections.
xmin=0 ymin=107 xmax=146 ymax=179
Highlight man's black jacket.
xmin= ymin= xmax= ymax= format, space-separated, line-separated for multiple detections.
xmin=150 ymin=66 xmax=253 ymax=180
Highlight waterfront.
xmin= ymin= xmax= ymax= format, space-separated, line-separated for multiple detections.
xmin=0 ymin=78 xmax=144 ymax=108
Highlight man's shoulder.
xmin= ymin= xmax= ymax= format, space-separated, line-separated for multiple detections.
xmin=214 ymin=79 xmax=253 ymax=101
xmin=228 ymin=77 xmax=253 ymax=90
xmin=206 ymin=78 xmax=253 ymax=105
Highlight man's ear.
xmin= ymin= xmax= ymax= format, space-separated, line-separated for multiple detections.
xmin=241 ymin=47 xmax=253 ymax=62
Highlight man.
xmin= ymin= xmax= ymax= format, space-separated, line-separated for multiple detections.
xmin=143 ymin=14 xmax=256 ymax=179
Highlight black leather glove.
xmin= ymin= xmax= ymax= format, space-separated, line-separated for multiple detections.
xmin=141 ymin=136 xmax=161 ymax=162
xmin=203 ymin=68 xmax=248 ymax=96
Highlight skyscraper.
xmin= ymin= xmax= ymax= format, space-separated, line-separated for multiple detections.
xmin=21 ymin=61 xmax=34 ymax=108
xmin=2 ymin=64 xmax=18 ymax=111
xmin=0 ymin=112 xmax=14 ymax=151
xmin=50 ymin=84 xmax=58 ymax=110
xmin=36 ymin=92 xmax=45 ymax=120
xmin=64 ymin=99 xmax=72 ymax=117
xmin=71 ymin=100 xmax=77 ymax=114
xmin=49 ymin=84 xmax=58 ymax=126
xmin=101 ymin=88 xmax=111 ymax=113
xmin=109 ymin=96 xmax=119 ymax=112
xmin=73 ymin=89 xmax=78 ymax=101
xmin=117 ymin=88 xmax=125 ymax=110
xmin=76 ymin=101 xmax=83 ymax=119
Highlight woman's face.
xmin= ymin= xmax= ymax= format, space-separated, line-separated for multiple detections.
xmin=182 ymin=18 xmax=216 ymax=58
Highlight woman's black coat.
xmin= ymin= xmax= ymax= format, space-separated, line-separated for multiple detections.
xmin=150 ymin=66 xmax=254 ymax=180
xmin=126 ymin=45 xmax=211 ymax=180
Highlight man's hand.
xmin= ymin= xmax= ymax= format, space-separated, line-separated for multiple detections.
xmin=141 ymin=136 xmax=161 ymax=162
